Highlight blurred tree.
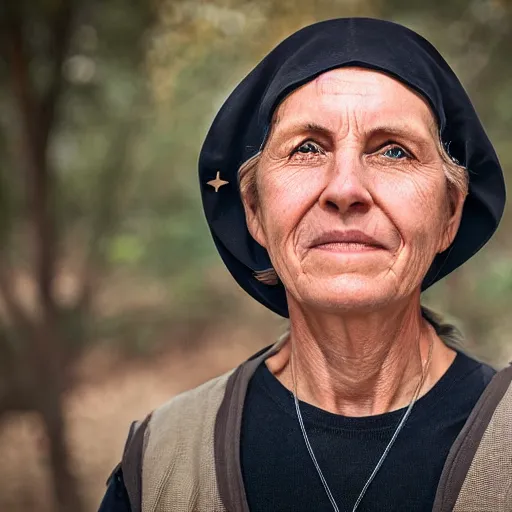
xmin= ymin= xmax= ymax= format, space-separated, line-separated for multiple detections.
xmin=0 ymin=1 xmax=154 ymax=510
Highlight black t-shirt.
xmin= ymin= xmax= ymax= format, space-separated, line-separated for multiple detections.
xmin=240 ymin=351 xmax=495 ymax=512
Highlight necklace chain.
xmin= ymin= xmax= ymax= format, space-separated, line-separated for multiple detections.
xmin=290 ymin=337 xmax=433 ymax=512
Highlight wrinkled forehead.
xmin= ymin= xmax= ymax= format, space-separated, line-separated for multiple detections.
xmin=269 ymin=67 xmax=438 ymax=139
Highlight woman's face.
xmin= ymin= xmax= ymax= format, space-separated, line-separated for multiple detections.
xmin=242 ymin=68 xmax=464 ymax=313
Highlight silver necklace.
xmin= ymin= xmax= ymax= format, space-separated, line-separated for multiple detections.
xmin=290 ymin=337 xmax=433 ymax=512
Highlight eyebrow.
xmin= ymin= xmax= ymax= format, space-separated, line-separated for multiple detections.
xmin=368 ymin=124 xmax=432 ymax=141
xmin=305 ymin=122 xmax=328 ymax=133
xmin=272 ymin=121 xmax=331 ymax=137
xmin=264 ymin=120 xmax=330 ymax=147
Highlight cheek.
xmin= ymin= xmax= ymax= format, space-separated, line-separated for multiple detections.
xmin=257 ymin=168 xmax=324 ymax=245
xmin=376 ymin=170 xmax=448 ymax=253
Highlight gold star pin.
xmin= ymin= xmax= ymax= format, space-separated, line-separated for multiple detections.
xmin=207 ymin=171 xmax=229 ymax=192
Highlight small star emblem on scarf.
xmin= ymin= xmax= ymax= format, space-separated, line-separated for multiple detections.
xmin=207 ymin=171 xmax=229 ymax=192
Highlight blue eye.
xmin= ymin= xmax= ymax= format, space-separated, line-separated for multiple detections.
xmin=383 ymin=146 xmax=408 ymax=159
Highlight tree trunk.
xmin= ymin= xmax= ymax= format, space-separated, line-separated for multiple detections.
xmin=39 ymin=384 xmax=84 ymax=512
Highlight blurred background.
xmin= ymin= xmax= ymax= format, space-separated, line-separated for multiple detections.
xmin=0 ymin=0 xmax=511 ymax=510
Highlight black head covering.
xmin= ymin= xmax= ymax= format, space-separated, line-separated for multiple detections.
xmin=198 ymin=17 xmax=505 ymax=318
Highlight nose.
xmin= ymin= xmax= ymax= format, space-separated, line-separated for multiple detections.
xmin=318 ymin=151 xmax=373 ymax=215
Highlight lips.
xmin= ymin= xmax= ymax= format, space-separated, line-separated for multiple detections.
xmin=309 ymin=229 xmax=386 ymax=250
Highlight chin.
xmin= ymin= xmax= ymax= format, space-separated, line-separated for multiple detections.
xmin=295 ymin=274 xmax=398 ymax=314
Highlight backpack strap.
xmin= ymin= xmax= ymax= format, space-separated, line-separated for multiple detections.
xmin=121 ymin=414 xmax=152 ymax=512
xmin=433 ymin=363 xmax=512 ymax=512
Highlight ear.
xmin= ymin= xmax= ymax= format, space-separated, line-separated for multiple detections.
xmin=438 ymin=187 xmax=465 ymax=253
xmin=240 ymin=184 xmax=268 ymax=249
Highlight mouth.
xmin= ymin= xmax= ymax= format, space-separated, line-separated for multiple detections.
xmin=309 ymin=230 xmax=386 ymax=252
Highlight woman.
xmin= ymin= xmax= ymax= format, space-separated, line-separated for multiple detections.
xmin=99 ymin=18 xmax=511 ymax=512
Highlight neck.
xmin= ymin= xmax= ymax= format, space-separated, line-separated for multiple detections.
xmin=266 ymin=294 xmax=456 ymax=417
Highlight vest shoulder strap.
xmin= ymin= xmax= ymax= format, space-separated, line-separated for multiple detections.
xmin=121 ymin=415 xmax=152 ymax=512
xmin=433 ymin=363 xmax=512 ymax=512
xmin=121 ymin=369 xmax=235 ymax=512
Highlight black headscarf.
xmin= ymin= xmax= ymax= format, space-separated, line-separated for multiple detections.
xmin=198 ymin=17 xmax=505 ymax=318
